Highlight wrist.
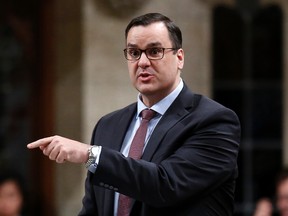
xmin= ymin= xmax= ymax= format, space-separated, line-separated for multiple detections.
xmin=84 ymin=145 xmax=91 ymax=163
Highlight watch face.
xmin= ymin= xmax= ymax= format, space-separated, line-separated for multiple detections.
xmin=91 ymin=146 xmax=98 ymax=156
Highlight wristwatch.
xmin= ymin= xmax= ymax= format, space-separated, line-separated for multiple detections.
xmin=85 ymin=145 xmax=100 ymax=169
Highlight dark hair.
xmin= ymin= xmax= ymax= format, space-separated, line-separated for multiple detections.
xmin=125 ymin=13 xmax=182 ymax=49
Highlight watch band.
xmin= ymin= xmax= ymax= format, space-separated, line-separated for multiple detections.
xmin=85 ymin=146 xmax=100 ymax=169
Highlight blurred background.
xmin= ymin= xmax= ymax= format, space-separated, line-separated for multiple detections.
xmin=0 ymin=0 xmax=286 ymax=215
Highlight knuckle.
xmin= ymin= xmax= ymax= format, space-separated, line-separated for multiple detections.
xmin=53 ymin=135 xmax=61 ymax=144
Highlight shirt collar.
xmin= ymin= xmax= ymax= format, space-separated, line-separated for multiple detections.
xmin=136 ymin=79 xmax=184 ymax=118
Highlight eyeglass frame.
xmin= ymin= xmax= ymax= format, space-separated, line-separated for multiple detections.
xmin=123 ymin=47 xmax=178 ymax=61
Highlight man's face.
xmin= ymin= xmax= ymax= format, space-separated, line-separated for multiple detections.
xmin=126 ymin=22 xmax=184 ymax=106
xmin=277 ymin=179 xmax=288 ymax=216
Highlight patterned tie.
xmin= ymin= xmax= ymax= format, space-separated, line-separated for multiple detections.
xmin=117 ymin=109 xmax=155 ymax=216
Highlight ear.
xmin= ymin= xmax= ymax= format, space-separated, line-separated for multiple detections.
xmin=176 ymin=49 xmax=184 ymax=70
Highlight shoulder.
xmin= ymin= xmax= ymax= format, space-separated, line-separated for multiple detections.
xmin=90 ymin=103 xmax=137 ymax=141
xmin=100 ymin=102 xmax=137 ymax=120
xmin=93 ymin=103 xmax=137 ymax=130
xmin=178 ymin=85 xmax=239 ymax=124
xmin=197 ymin=94 xmax=232 ymax=113
xmin=197 ymin=94 xmax=239 ymax=123
xmin=180 ymin=85 xmax=237 ymax=116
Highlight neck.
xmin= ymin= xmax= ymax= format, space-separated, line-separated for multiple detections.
xmin=141 ymin=79 xmax=181 ymax=107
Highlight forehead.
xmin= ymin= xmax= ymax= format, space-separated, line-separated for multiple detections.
xmin=126 ymin=22 xmax=171 ymax=47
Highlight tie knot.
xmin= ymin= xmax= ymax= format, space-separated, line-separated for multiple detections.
xmin=141 ymin=109 xmax=155 ymax=121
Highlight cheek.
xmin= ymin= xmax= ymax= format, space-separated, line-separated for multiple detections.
xmin=161 ymin=57 xmax=179 ymax=72
xmin=159 ymin=62 xmax=179 ymax=80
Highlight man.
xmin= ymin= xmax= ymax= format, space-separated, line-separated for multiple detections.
xmin=27 ymin=13 xmax=241 ymax=216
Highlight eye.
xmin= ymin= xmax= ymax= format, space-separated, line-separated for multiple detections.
xmin=147 ymin=48 xmax=162 ymax=57
xmin=128 ymin=48 xmax=141 ymax=58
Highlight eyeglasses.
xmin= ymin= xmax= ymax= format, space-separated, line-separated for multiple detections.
xmin=123 ymin=47 xmax=177 ymax=61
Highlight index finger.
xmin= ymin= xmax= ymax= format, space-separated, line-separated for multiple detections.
xmin=27 ymin=136 xmax=55 ymax=149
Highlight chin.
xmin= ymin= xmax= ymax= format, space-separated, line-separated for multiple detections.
xmin=136 ymin=83 xmax=156 ymax=93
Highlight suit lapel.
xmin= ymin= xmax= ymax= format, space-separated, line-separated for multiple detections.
xmin=109 ymin=104 xmax=137 ymax=151
xmin=141 ymin=85 xmax=195 ymax=161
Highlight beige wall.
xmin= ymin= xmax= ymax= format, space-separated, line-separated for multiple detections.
xmin=52 ymin=0 xmax=288 ymax=215
xmin=53 ymin=0 xmax=84 ymax=215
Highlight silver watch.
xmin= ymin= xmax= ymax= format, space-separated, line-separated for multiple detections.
xmin=85 ymin=146 xmax=98 ymax=168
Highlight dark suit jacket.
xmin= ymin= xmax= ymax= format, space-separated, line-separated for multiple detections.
xmin=78 ymin=84 xmax=241 ymax=216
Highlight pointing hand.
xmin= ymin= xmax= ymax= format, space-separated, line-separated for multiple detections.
xmin=27 ymin=135 xmax=90 ymax=164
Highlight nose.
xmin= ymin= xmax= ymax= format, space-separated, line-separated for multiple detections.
xmin=138 ymin=51 xmax=151 ymax=68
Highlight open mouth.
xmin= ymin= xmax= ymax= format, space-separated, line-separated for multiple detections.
xmin=138 ymin=72 xmax=154 ymax=81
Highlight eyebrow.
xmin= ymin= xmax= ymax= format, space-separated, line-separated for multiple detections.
xmin=127 ymin=42 xmax=163 ymax=48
